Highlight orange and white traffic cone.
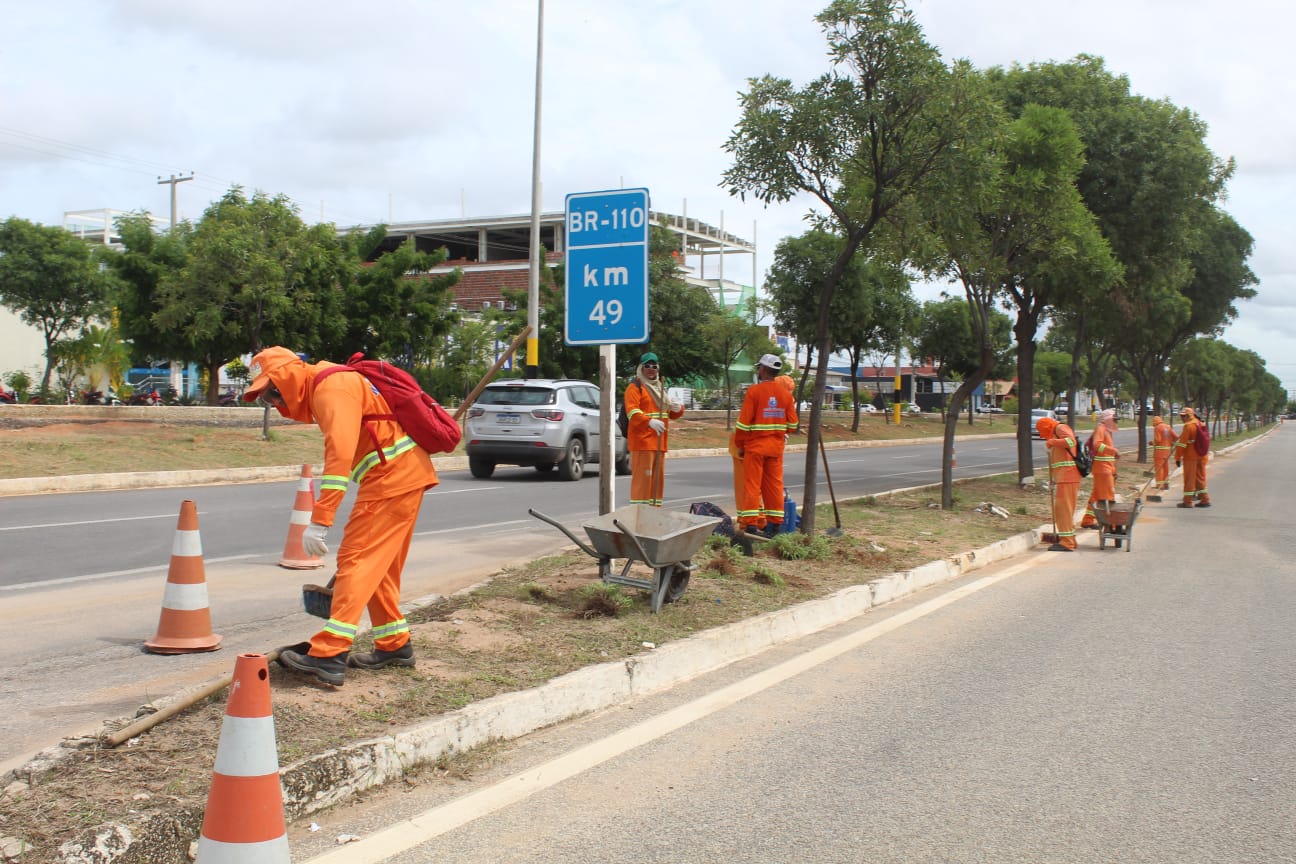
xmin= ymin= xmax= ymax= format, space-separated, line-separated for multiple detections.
xmin=145 ymin=500 xmax=222 ymax=654
xmin=195 ymin=653 xmax=289 ymax=864
xmin=278 ymin=464 xmax=323 ymax=570
xmin=951 ymin=446 xmax=957 ymax=469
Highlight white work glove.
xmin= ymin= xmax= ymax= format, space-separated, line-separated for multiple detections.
xmin=668 ymin=400 xmax=683 ymax=413
xmin=648 ymin=418 xmax=666 ymax=435
xmin=303 ymin=523 xmax=330 ymax=557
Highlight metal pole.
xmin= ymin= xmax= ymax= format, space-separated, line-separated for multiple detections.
xmin=525 ymin=0 xmax=545 ymax=379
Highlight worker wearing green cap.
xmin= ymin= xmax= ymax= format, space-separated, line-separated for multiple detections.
xmin=624 ymin=351 xmax=684 ymax=506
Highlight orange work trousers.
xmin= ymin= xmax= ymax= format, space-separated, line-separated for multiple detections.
xmin=1081 ymin=470 xmax=1117 ymax=526
xmin=629 ymin=450 xmax=665 ymax=506
xmin=309 ymin=486 xmax=424 ymax=659
xmin=1181 ymin=456 xmax=1211 ymax=505
xmin=1052 ymin=480 xmax=1080 ymax=550
xmin=1153 ymin=453 xmax=1171 ymax=488
xmin=739 ymin=449 xmax=786 ymax=529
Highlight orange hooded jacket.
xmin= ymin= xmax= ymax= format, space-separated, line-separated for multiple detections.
xmin=259 ymin=356 xmax=439 ymax=526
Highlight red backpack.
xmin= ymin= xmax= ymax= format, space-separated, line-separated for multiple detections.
xmin=1193 ymin=418 xmax=1211 ymax=456
xmin=313 ymin=353 xmax=461 ymax=459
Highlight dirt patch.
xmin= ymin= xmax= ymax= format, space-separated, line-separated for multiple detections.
xmin=0 ymin=475 xmax=1065 ymax=861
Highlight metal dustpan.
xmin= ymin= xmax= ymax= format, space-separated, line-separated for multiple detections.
xmin=302 ymin=575 xmax=335 ymax=619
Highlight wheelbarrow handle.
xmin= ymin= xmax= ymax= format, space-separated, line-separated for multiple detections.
xmin=527 ymin=508 xmax=602 ymax=560
xmin=612 ymin=517 xmax=659 ymax=570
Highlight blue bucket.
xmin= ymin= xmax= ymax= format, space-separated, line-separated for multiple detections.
xmin=781 ymin=494 xmax=799 ymax=533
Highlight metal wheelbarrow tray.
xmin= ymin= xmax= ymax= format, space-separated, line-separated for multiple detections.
xmin=528 ymin=504 xmax=721 ymax=612
xmin=1094 ymin=499 xmax=1142 ymax=551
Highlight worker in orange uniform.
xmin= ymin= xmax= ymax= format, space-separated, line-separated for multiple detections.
xmin=624 ymin=351 xmax=683 ymax=507
xmin=243 ymin=347 xmax=438 ymax=686
xmin=1080 ymin=408 xmax=1120 ymax=529
xmin=1036 ymin=415 xmax=1081 ymax=551
xmin=729 ymin=373 xmax=796 ymax=513
xmin=1150 ymin=414 xmax=1177 ymax=491
xmin=1173 ymin=406 xmax=1212 ymax=507
xmin=735 ymin=355 xmax=797 ymax=537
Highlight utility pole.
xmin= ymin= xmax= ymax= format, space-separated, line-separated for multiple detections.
xmin=157 ymin=173 xmax=194 ymax=229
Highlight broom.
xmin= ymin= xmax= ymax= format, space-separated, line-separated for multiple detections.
xmin=1041 ymin=475 xmax=1060 ymax=545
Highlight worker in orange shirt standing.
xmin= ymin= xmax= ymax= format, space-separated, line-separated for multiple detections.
xmin=734 ymin=355 xmax=797 ymax=537
xmin=1080 ymin=408 xmax=1120 ymax=529
xmin=1037 ymin=415 xmax=1081 ymax=551
xmin=1173 ymin=406 xmax=1212 ymax=508
xmin=243 ymin=347 xmax=438 ymax=686
xmin=1151 ymin=414 xmax=1177 ymax=491
xmin=624 ymin=351 xmax=684 ymax=507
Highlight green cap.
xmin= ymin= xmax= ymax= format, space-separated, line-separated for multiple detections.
xmin=640 ymin=352 xmax=659 ymax=364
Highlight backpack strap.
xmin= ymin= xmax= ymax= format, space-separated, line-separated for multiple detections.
xmin=311 ymin=365 xmax=391 ymax=465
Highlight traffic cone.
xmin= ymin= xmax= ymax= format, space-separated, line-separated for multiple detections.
xmin=278 ymin=464 xmax=324 ymax=569
xmin=951 ymin=446 xmax=957 ymax=468
xmin=195 ymin=653 xmax=289 ymax=864
xmin=145 ymin=500 xmax=222 ymax=654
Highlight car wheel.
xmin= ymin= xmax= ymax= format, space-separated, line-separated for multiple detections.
xmin=468 ymin=457 xmax=495 ymax=479
xmin=535 ymin=463 xmax=555 ymax=473
xmin=615 ymin=452 xmax=631 ymax=476
xmin=557 ymin=437 xmax=585 ymax=481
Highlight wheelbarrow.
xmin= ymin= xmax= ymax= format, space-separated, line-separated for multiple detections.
xmin=528 ymin=504 xmax=721 ymax=613
xmin=1094 ymin=499 xmax=1142 ymax=551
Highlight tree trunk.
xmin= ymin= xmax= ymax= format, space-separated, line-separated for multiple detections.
xmin=1013 ymin=312 xmax=1042 ymax=487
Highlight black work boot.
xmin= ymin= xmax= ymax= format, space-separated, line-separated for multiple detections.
xmin=278 ymin=646 xmax=346 ymax=686
xmin=348 ymin=642 xmax=416 ymax=670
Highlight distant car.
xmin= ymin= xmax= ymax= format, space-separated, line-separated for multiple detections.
xmin=1030 ymin=408 xmax=1057 ymax=438
xmin=859 ymin=403 xmax=879 ymax=414
xmin=976 ymin=404 xmax=1004 ymax=414
xmin=905 ymin=402 xmax=922 ymax=414
xmin=464 ymin=379 xmax=629 ymax=480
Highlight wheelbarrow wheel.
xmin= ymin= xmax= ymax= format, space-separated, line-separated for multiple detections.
xmin=663 ymin=563 xmax=691 ymax=604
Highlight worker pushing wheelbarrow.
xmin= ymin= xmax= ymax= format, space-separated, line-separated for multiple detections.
xmin=528 ymin=504 xmax=721 ymax=613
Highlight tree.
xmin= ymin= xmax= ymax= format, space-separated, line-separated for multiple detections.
xmin=914 ymin=298 xmax=1013 ymax=419
xmin=0 ymin=217 xmax=114 ymax=394
xmin=723 ymin=0 xmax=997 ymax=532
xmin=920 ymin=98 xmax=1116 ymax=503
xmin=328 ymin=228 xmax=461 ymax=367
xmin=146 ymin=189 xmax=350 ymax=402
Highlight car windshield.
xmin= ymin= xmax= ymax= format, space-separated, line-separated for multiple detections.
xmin=476 ymin=386 xmax=556 ymax=407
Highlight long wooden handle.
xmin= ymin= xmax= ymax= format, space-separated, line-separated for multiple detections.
xmin=453 ymin=325 xmax=532 ymax=420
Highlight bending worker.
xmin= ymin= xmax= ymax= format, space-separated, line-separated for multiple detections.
xmin=734 ymin=354 xmax=797 ymax=537
xmin=1151 ymin=414 xmax=1177 ymax=492
xmin=1036 ymin=414 xmax=1081 ymax=551
xmin=624 ymin=351 xmax=683 ymax=507
xmin=243 ymin=347 xmax=437 ymax=686
xmin=1173 ymin=406 xmax=1212 ymax=508
xmin=1080 ymin=408 xmax=1120 ymax=530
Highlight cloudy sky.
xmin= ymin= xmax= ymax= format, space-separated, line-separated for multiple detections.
xmin=3 ymin=0 xmax=1292 ymax=391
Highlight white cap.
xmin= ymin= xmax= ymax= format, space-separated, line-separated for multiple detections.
xmin=757 ymin=353 xmax=782 ymax=370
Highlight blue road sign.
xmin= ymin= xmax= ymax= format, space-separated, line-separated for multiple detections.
xmin=564 ymin=188 xmax=649 ymax=345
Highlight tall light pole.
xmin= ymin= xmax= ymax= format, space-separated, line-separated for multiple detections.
xmin=525 ymin=0 xmax=545 ymax=379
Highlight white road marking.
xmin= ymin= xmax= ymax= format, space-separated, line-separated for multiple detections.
xmin=0 ymin=512 xmax=179 ymax=531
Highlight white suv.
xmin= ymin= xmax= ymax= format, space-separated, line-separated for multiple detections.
xmin=465 ymin=379 xmax=629 ymax=480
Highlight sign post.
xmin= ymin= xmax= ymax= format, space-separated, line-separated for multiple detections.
xmin=565 ymin=188 xmax=650 ymax=515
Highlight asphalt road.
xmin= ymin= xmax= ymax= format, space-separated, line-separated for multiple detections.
xmin=0 ymin=428 xmax=1140 ymax=771
xmin=288 ymin=426 xmax=1294 ymax=864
